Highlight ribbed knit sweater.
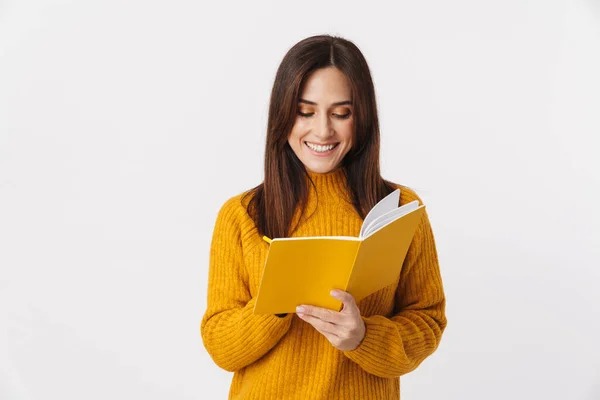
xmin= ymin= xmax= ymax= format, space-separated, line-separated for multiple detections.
xmin=200 ymin=167 xmax=447 ymax=399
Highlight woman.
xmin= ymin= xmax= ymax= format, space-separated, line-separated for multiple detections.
xmin=200 ymin=34 xmax=447 ymax=399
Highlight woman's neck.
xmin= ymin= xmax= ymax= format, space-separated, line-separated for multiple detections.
xmin=304 ymin=166 xmax=350 ymax=202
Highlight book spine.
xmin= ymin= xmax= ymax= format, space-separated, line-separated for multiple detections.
xmin=340 ymin=242 xmax=362 ymax=311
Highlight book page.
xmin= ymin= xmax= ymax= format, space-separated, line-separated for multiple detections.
xmin=363 ymin=201 xmax=421 ymax=238
xmin=359 ymin=188 xmax=400 ymax=239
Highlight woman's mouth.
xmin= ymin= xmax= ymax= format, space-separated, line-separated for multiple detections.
xmin=304 ymin=141 xmax=339 ymax=156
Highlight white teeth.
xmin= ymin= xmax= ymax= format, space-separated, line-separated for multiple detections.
xmin=306 ymin=142 xmax=338 ymax=152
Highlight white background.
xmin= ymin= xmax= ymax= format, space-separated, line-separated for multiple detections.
xmin=1 ymin=1 xmax=599 ymax=399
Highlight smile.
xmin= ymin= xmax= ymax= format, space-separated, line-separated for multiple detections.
xmin=305 ymin=141 xmax=340 ymax=153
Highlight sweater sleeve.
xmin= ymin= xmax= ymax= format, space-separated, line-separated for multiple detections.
xmin=341 ymin=197 xmax=447 ymax=379
xmin=200 ymin=197 xmax=293 ymax=372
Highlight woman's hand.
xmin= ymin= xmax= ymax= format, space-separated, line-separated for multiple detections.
xmin=296 ymin=289 xmax=366 ymax=351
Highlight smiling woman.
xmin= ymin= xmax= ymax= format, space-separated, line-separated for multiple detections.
xmin=200 ymin=34 xmax=447 ymax=400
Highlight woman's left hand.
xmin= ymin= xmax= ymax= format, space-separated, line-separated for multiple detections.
xmin=296 ymin=289 xmax=366 ymax=351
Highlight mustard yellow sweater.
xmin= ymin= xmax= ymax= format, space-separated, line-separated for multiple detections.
xmin=200 ymin=167 xmax=447 ymax=399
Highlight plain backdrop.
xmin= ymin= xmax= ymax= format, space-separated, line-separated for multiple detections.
xmin=1 ymin=1 xmax=599 ymax=399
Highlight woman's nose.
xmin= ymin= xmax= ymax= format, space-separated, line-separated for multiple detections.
xmin=315 ymin=113 xmax=333 ymax=139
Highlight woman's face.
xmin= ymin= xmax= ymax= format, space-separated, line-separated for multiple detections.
xmin=287 ymin=67 xmax=354 ymax=174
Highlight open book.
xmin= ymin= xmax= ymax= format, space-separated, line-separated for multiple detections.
xmin=253 ymin=188 xmax=426 ymax=315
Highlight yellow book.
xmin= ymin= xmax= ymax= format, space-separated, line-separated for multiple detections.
xmin=253 ymin=188 xmax=426 ymax=315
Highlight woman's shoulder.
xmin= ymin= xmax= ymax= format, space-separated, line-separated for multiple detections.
xmin=213 ymin=188 xmax=258 ymax=234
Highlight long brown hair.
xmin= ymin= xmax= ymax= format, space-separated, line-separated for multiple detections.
xmin=242 ymin=34 xmax=401 ymax=239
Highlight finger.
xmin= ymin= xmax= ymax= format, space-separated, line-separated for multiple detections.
xmin=298 ymin=305 xmax=340 ymax=324
xmin=297 ymin=313 xmax=340 ymax=337
xmin=330 ymin=289 xmax=359 ymax=314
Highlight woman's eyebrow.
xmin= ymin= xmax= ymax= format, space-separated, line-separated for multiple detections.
xmin=298 ymin=98 xmax=352 ymax=106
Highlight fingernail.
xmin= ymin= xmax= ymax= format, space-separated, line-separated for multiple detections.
xmin=296 ymin=306 xmax=305 ymax=313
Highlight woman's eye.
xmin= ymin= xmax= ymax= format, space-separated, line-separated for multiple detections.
xmin=334 ymin=113 xmax=351 ymax=119
xmin=297 ymin=111 xmax=351 ymax=119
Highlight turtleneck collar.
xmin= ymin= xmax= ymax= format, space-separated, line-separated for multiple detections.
xmin=304 ymin=166 xmax=351 ymax=203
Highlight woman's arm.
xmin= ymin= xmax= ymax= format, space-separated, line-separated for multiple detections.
xmin=200 ymin=197 xmax=293 ymax=372
xmin=341 ymin=203 xmax=447 ymax=379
